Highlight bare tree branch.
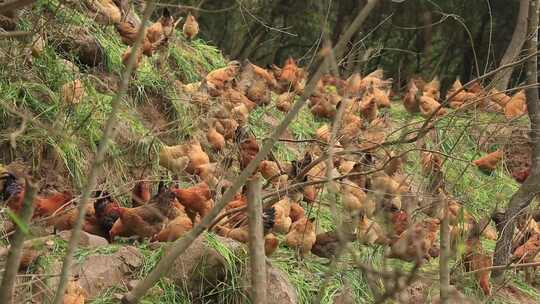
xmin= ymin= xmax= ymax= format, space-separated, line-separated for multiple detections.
xmin=0 ymin=179 xmax=37 ymax=304
xmin=246 ymin=176 xmax=266 ymax=304
xmin=121 ymin=1 xmax=381 ymax=302
xmin=50 ymin=3 xmax=158 ymax=303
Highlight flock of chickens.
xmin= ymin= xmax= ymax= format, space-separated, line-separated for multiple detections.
xmin=1 ymin=0 xmax=539 ymax=300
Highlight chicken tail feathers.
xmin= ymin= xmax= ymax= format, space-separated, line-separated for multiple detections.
xmin=262 ymin=206 xmax=276 ymax=234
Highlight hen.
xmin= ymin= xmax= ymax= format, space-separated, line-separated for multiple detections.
xmin=132 ymin=180 xmax=151 ymax=207
xmin=311 ymin=230 xmax=356 ymax=259
xmin=505 ymin=90 xmax=527 ymax=119
xmin=389 ymin=218 xmax=440 ymax=262
xmin=357 ymin=214 xmax=388 ymax=245
xmin=285 ymin=217 xmax=316 ymax=257
xmin=152 ymin=204 xmax=193 ymax=242
xmin=473 ymin=149 xmax=503 ymax=173
xmin=183 ymin=12 xmax=199 ymax=40
xmin=236 ymin=127 xmax=260 ymax=172
xmin=463 ymin=223 xmax=492 ymax=296
xmin=171 ymin=182 xmax=213 ymax=219
xmin=403 ymin=80 xmax=420 ymax=113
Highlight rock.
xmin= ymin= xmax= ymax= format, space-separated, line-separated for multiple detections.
xmin=396 ymin=280 xmax=428 ymax=304
xmin=266 ymin=265 xmax=298 ymax=304
xmin=74 ymin=246 xmax=142 ymax=298
xmin=332 ymin=283 xmax=356 ymax=304
xmin=58 ymin=230 xmax=108 ymax=248
xmin=165 ymin=235 xmax=244 ymax=294
xmin=53 ymin=27 xmax=106 ymax=68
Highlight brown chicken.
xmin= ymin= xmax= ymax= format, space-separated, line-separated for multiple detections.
xmin=276 ymin=57 xmax=302 ymax=92
xmin=259 ymin=160 xmax=281 ymax=181
xmin=285 ymin=217 xmax=316 ymax=257
xmin=171 ymin=182 xmax=213 ymax=219
xmin=152 ymin=204 xmax=193 ymax=242
xmin=159 ymin=144 xmax=190 ymax=174
xmin=273 ymin=197 xmax=292 ymax=234
xmin=183 ymin=12 xmax=199 ymax=40
xmin=289 ymin=202 xmax=305 ymax=223
xmin=390 ymin=208 xmax=409 ymax=237
xmin=357 ymin=214 xmax=389 ymax=245
xmin=342 ymin=73 xmax=363 ymax=97
xmin=473 ymin=149 xmax=503 ymax=173
xmin=236 ymin=127 xmax=260 ymax=171
xmin=276 ymin=92 xmax=295 ymax=112
xmin=115 ymin=20 xmax=142 ymax=46
xmin=222 ymin=88 xmax=256 ymax=110
xmin=311 ymin=230 xmax=356 ymax=259
xmin=389 ymin=218 xmax=440 ymax=262
xmin=512 ymin=233 xmax=540 ymax=282
xmin=359 ymin=94 xmax=378 ymax=122
xmin=206 ymin=61 xmax=241 ymax=95
xmin=207 ymin=127 xmax=226 ymax=151
xmin=132 ymin=180 xmax=151 ymax=207
xmin=419 ymin=95 xmax=446 ymax=118
xmin=109 ymin=190 xmax=181 ymax=240
xmin=264 ymin=233 xmax=280 ymax=256
xmin=505 ymin=90 xmax=527 ymax=119
xmin=489 ymin=88 xmax=511 ymax=108
xmin=339 ymin=113 xmax=363 ymax=144
xmin=146 ymin=8 xmax=173 ymax=45
xmin=421 ymin=151 xmax=443 ymax=176
xmin=463 ymin=223 xmax=492 ymax=296
xmin=423 ymin=77 xmax=440 ymax=99
xmin=403 ymin=80 xmax=420 ymax=113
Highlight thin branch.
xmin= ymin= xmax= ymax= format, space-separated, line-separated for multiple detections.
xmin=121 ymin=1 xmax=380 ymax=302
xmin=246 ymin=176 xmax=266 ymax=304
xmin=0 ymin=179 xmax=37 ymax=304
xmin=0 ymin=0 xmax=34 ymax=14
xmin=0 ymin=31 xmax=32 ymax=39
xmin=50 ymin=3 xmax=158 ymax=304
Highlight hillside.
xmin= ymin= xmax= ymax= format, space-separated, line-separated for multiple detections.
xmin=1 ymin=1 xmax=540 ymax=304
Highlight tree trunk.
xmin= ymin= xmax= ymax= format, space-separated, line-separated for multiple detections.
xmin=492 ymin=0 xmax=540 ymax=281
xmin=494 ymin=0 xmax=529 ymax=90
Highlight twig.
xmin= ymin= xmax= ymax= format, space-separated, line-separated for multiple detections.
xmin=50 ymin=3 xmax=158 ymax=304
xmin=0 ymin=0 xmax=34 ymax=14
xmin=121 ymin=1 xmax=380 ymax=302
xmin=246 ymin=176 xmax=266 ymax=304
xmin=0 ymin=179 xmax=37 ymax=304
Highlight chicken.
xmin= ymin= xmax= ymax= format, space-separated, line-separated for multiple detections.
xmin=390 ymin=208 xmax=409 ymax=237
xmin=359 ymin=69 xmax=391 ymax=92
xmin=115 ymin=20 xmax=142 ymax=46
xmin=339 ymin=113 xmax=363 ymax=144
xmin=489 ymin=88 xmax=511 ymax=108
xmin=311 ymin=230 xmax=356 ymax=258
xmin=276 ymin=57 xmax=302 ymax=92
xmin=146 ymin=8 xmax=174 ymax=45
xmin=289 ymin=202 xmax=305 ymax=223
xmin=214 ymin=207 xmax=276 ymax=250
xmin=90 ymin=0 xmax=121 ymax=25
xmin=109 ymin=190 xmax=181 ymax=240
xmin=341 ymin=182 xmax=367 ymax=213
xmin=63 ymin=280 xmax=87 ymax=304
xmin=421 ymin=151 xmax=442 ymax=176
xmin=183 ymin=12 xmax=199 ymax=40
xmin=207 ymin=127 xmax=226 ymax=151
xmin=505 ymin=90 xmax=527 ymax=119
xmin=473 ymin=149 xmax=503 ymax=173
xmin=372 ymin=87 xmax=391 ymax=108
xmin=285 ymin=217 xmax=316 ymax=257
xmin=384 ymin=152 xmax=404 ymax=176
xmin=419 ymin=95 xmax=446 ymax=118
xmin=94 ymin=191 xmax=121 ymax=236
xmin=309 ymin=93 xmax=336 ymax=118
xmin=423 ymin=77 xmax=440 ymax=99
xmin=132 ymin=180 xmax=151 ymax=207
xmin=359 ymin=94 xmax=378 ymax=122
xmin=446 ymin=79 xmax=476 ymax=109
xmin=206 ymin=61 xmax=241 ymax=95
xmin=221 ymin=88 xmax=256 ymax=111
xmin=259 ymin=160 xmax=280 ymax=181
xmin=171 ymin=182 xmax=213 ymax=219
xmin=31 ymin=191 xmax=73 ymax=218
xmin=463 ymin=224 xmax=492 ymax=296
xmin=315 ymin=124 xmax=331 ymax=143
xmin=159 ymin=144 xmax=190 ymax=174
xmin=389 ymin=218 xmax=440 ymax=262
xmin=236 ymin=128 xmax=260 ymax=171
xmin=152 ymin=204 xmax=193 ymax=242
xmin=342 ymin=73 xmax=363 ymax=97
xmin=276 ymin=92 xmax=295 ymax=112
xmin=513 ymin=168 xmax=530 ymax=183
xmin=357 ymin=214 xmax=388 ymax=245
xmin=403 ymin=80 xmax=420 ymax=113
xmin=512 ymin=233 xmax=540 ymax=282
xmin=61 ymin=79 xmax=85 ymax=105
xmin=273 ymin=197 xmax=292 ymax=234
xmin=264 ymin=233 xmax=280 ymax=256
xmin=121 ymin=45 xmax=144 ymax=70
